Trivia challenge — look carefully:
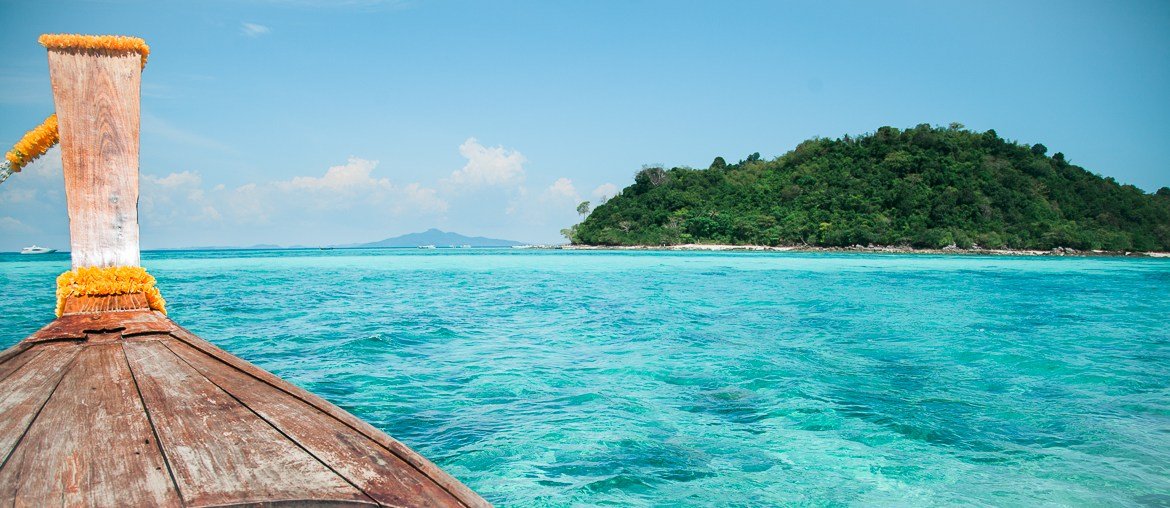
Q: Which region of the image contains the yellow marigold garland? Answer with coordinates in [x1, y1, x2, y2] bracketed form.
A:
[4, 114, 58, 173]
[55, 266, 167, 317]
[38, 33, 150, 69]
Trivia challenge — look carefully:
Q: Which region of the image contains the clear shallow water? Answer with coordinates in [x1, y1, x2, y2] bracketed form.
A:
[2, 249, 1168, 506]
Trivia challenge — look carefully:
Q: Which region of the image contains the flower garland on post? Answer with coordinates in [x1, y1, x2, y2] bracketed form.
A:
[36, 34, 150, 69]
[56, 267, 167, 317]
[0, 114, 58, 185]
[4, 34, 166, 317]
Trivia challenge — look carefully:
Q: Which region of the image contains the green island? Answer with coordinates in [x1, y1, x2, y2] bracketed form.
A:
[569, 123, 1170, 252]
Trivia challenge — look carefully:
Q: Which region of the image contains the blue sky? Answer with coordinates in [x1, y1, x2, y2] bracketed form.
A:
[1, 0, 1167, 249]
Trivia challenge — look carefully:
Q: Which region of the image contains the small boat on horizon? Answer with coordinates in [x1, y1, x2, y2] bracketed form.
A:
[418, 244, 436, 249]
[19, 245, 56, 254]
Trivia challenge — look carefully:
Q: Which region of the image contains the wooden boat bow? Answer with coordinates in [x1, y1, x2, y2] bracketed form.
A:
[2, 303, 488, 506]
[0, 35, 489, 507]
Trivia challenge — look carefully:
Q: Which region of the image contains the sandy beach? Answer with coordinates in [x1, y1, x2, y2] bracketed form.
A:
[556, 243, 1170, 257]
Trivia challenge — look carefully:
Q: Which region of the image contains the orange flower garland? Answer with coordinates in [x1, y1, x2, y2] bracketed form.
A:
[4, 114, 58, 173]
[55, 266, 167, 317]
[37, 33, 150, 69]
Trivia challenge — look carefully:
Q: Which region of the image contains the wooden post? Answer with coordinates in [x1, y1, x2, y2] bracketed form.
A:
[47, 48, 142, 269]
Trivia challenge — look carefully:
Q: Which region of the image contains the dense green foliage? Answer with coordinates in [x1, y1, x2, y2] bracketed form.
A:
[572, 124, 1170, 251]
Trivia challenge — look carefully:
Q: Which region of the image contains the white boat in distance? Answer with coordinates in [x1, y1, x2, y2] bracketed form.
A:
[417, 244, 436, 249]
[20, 245, 57, 254]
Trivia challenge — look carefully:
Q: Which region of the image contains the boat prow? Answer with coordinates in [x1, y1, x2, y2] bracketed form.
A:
[0, 301, 489, 507]
[0, 32, 488, 507]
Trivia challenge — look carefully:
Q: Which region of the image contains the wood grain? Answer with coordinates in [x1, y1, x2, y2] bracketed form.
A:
[25, 309, 175, 344]
[166, 338, 467, 507]
[0, 343, 181, 506]
[0, 345, 80, 465]
[62, 293, 150, 315]
[0, 311, 489, 505]
[0, 345, 38, 383]
[47, 48, 141, 269]
[167, 324, 491, 507]
[123, 339, 374, 507]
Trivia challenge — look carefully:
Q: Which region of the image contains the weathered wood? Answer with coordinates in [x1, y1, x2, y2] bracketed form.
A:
[167, 324, 490, 507]
[0, 343, 181, 506]
[0, 344, 38, 383]
[62, 293, 150, 315]
[0, 345, 80, 463]
[123, 339, 374, 507]
[0, 310, 488, 505]
[25, 309, 175, 344]
[47, 48, 141, 269]
[165, 338, 467, 507]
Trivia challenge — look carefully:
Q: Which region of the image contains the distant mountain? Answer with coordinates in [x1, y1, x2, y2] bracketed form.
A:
[346, 229, 524, 248]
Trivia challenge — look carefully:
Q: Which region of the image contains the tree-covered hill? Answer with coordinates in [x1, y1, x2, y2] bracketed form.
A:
[571, 124, 1170, 251]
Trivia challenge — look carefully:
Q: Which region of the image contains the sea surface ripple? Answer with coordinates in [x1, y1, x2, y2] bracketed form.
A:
[2, 249, 1168, 506]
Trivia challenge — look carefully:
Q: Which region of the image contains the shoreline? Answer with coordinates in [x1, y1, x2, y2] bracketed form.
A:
[554, 243, 1170, 258]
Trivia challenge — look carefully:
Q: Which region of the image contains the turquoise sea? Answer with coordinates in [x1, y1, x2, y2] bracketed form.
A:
[1, 249, 1168, 506]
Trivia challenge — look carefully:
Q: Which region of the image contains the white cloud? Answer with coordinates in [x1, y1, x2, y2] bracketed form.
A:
[503, 176, 581, 226]
[402, 182, 443, 209]
[274, 157, 447, 214]
[546, 177, 579, 201]
[225, 183, 269, 223]
[137, 157, 446, 236]
[445, 137, 527, 187]
[149, 171, 202, 188]
[241, 22, 272, 38]
[141, 171, 221, 226]
[282, 157, 386, 193]
[591, 183, 618, 201]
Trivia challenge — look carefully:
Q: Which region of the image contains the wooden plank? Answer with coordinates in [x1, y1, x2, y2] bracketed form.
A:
[47, 48, 141, 268]
[24, 318, 88, 343]
[167, 324, 490, 507]
[0, 343, 181, 506]
[123, 339, 374, 507]
[165, 338, 467, 507]
[25, 310, 175, 344]
[0, 345, 80, 465]
[0, 344, 39, 383]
